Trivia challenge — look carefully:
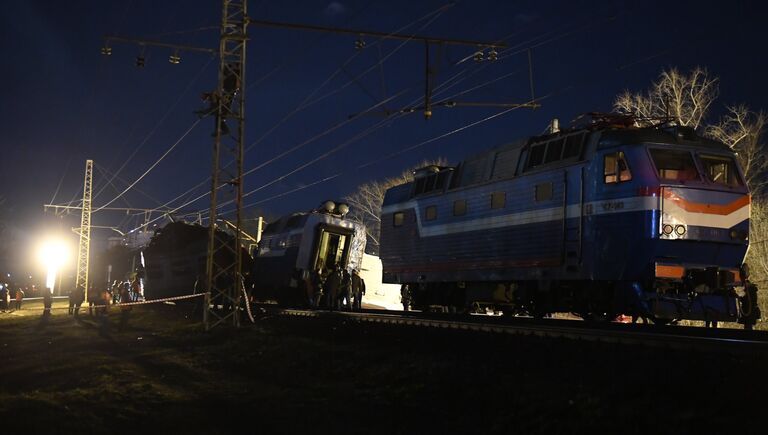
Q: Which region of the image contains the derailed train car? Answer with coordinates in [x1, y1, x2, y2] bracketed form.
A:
[380, 113, 759, 325]
[252, 200, 366, 305]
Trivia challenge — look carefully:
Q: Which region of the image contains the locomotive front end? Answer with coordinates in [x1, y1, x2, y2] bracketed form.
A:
[637, 138, 755, 324]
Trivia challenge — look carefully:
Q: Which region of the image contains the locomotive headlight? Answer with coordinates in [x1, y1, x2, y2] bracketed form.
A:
[675, 225, 686, 236]
[662, 224, 674, 235]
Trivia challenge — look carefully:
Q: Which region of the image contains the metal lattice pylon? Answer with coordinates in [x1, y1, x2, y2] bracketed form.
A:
[75, 159, 93, 300]
[205, 0, 247, 330]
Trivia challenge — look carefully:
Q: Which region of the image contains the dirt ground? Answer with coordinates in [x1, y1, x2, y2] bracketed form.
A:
[0, 299, 767, 434]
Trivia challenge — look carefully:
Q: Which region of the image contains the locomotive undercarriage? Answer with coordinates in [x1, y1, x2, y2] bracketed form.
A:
[405, 275, 758, 328]
[406, 280, 616, 320]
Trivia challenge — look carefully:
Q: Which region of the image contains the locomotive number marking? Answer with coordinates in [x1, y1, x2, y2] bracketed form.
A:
[600, 200, 625, 212]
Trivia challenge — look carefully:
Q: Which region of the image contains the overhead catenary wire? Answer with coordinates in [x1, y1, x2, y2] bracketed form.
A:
[218, 37, 679, 213]
[94, 117, 202, 213]
[94, 163, 168, 209]
[141, 4, 455, 222]
[125, 90, 414, 232]
[92, 56, 214, 202]
[49, 156, 73, 205]
[124, 1, 615, 229]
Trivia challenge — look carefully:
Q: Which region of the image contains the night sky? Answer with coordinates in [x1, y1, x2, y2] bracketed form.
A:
[1, 0, 767, 267]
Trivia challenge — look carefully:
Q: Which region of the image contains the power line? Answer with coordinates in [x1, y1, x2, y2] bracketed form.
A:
[94, 118, 202, 213]
[92, 57, 214, 201]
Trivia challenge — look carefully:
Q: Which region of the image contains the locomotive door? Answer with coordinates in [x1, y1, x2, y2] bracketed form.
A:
[562, 168, 583, 270]
[312, 224, 354, 272]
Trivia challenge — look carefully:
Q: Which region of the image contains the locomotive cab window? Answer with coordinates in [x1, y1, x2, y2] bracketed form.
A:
[393, 212, 404, 227]
[604, 151, 632, 183]
[699, 155, 744, 187]
[650, 149, 700, 182]
[526, 144, 546, 169]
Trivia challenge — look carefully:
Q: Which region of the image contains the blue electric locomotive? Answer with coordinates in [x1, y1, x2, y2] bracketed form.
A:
[379, 113, 756, 324]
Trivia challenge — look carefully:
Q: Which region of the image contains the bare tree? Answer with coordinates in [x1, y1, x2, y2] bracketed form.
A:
[345, 158, 447, 254]
[707, 105, 768, 192]
[614, 67, 719, 129]
[707, 106, 768, 297]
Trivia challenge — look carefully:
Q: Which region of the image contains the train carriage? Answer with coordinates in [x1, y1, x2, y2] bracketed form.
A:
[380, 113, 757, 324]
[252, 200, 366, 305]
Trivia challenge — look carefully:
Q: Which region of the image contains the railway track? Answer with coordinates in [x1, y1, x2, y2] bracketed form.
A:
[257, 305, 768, 353]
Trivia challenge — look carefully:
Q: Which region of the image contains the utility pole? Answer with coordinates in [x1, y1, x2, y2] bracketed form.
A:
[74, 160, 93, 301]
[205, 0, 248, 330]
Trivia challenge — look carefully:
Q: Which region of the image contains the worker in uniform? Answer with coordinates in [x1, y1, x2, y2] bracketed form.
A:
[400, 283, 411, 312]
[351, 269, 366, 311]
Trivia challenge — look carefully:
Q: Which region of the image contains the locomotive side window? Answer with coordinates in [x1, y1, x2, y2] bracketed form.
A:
[544, 139, 564, 164]
[453, 199, 467, 216]
[604, 151, 632, 183]
[650, 149, 700, 182]
[562, 133, 585, 159]
[491, 191, 506, 209]
[527, 144, 546, 169]
[393, 212, 404, 227]
[535, 183, 553, 202]
[699, 155, 744, 187]
[425, 205, 438, 221]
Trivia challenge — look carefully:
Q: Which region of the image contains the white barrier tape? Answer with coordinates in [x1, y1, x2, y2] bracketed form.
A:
[109, 293, 205, 308]
[240, 278, 255, 324]
[4, 296, 69, 302]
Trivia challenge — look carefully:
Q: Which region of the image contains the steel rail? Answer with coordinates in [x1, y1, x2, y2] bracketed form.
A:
[260, 306, 768, 354]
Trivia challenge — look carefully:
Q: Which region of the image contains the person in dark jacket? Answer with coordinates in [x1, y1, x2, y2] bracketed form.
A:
[118, 285, 133, 331]
[15, 287, 24, 310]
[310, 268, 324, 308]
[401, 284, 411, 312]
[42, 288, 53, 317]
[0, 284, 7, 311]
[351, 269, 366, 311]
[324, 265, 342, 311]
[340, 269, 352, 311]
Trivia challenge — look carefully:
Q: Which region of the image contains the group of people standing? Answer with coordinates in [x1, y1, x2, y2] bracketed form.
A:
[67, 278, 140, 317]
[308, 264, 366, 311]
[0, 284, 24, 312]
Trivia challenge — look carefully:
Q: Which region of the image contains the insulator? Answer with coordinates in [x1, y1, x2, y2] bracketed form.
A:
[135, 56, 145, 68]
[473, 51, 484, 62]
[168, 54, 181, 64]
[488, 49, 498, 61]
[354, 39, 366, 50]
[100, 46, 112, 56]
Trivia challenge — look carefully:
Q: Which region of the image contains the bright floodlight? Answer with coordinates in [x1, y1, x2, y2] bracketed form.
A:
[38, 239, 70, 293]
[39, 239, 69, 269]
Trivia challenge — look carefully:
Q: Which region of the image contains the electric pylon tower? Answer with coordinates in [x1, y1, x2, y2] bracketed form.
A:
[75, 159, 94, 300]
[204, 0, 248, 330]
